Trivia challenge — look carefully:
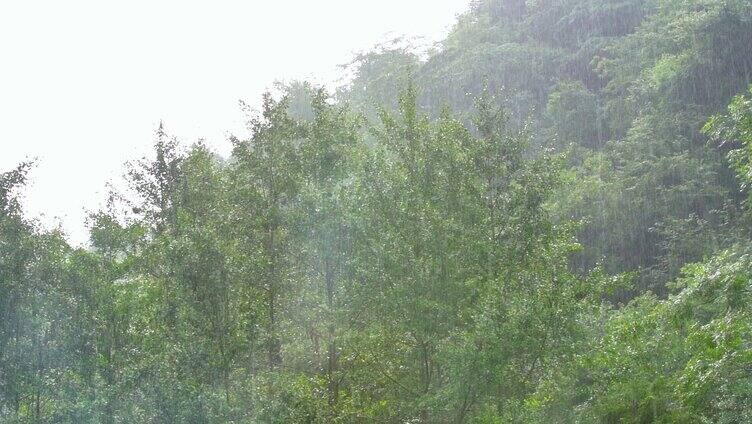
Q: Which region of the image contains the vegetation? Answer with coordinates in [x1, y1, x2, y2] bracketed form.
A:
[2, 0, 752, 422]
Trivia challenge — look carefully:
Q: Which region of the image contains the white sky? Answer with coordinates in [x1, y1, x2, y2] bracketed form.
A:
[0, 0, 470, 246]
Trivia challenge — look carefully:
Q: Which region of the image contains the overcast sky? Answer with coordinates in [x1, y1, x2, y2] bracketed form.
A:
[1, 0, 470, 245]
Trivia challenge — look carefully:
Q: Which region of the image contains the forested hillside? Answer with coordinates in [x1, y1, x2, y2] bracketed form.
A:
[2, 0, 752, 422]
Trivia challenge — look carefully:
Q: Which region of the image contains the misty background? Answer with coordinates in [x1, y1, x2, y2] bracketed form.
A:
[0, 0, 469, 245]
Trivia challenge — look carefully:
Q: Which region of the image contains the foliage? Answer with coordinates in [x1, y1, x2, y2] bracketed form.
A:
[3, 0, 752, 422]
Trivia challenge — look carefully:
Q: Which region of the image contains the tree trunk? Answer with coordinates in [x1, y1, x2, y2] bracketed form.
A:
[325, 258, 338, 412]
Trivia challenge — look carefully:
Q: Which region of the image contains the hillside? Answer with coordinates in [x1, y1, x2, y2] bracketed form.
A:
[2, 0, 752, 422]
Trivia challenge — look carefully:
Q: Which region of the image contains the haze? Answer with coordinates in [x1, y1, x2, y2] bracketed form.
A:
[0, 0, 469, 245]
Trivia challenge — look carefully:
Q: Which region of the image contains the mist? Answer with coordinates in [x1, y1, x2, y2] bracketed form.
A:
[2, 0, 752, 422]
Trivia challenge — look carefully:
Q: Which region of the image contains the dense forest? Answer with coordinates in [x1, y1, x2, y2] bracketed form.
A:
[3, 0, 752, 422]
